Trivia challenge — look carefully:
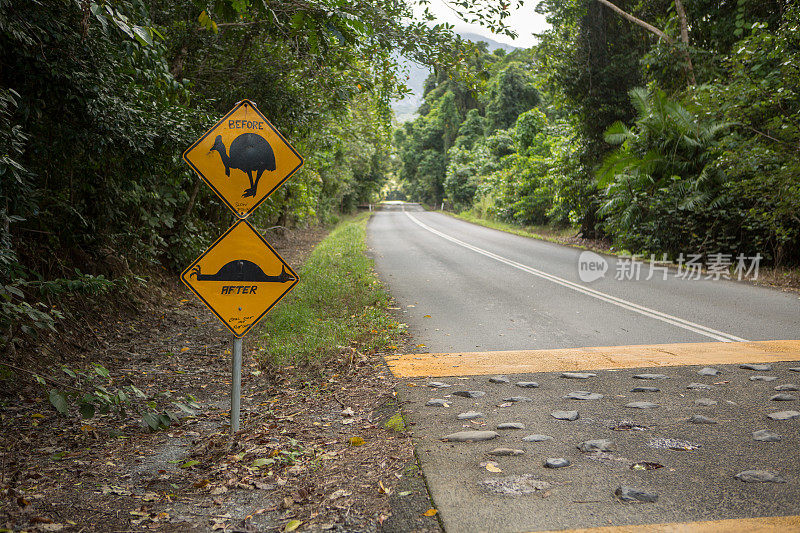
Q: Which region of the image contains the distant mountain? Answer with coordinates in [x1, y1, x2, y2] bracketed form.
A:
[392, 32, 521, 123]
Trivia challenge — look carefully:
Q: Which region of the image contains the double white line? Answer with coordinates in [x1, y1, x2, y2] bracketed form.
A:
[405, 211, 748, 343]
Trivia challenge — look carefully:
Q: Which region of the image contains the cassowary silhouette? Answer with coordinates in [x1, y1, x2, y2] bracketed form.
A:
[210, 133, 276, 198]
[190, 260, 295, 283]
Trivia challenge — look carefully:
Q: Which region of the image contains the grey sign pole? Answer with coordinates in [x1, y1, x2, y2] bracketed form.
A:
[231, 336, 243, 434]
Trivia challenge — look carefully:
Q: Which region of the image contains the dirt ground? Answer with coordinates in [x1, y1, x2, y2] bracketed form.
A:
[0, 226, 441, 533]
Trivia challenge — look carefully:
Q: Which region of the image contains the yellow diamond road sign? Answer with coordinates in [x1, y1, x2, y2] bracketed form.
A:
[183, 99, 303, 218]
[181, 219, 299, 338]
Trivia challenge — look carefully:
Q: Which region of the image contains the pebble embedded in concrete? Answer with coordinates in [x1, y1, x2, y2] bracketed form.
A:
[695, 398, 718, 406]
[426, 399, 450, 407]
[750, 376, 778, 382]
[626, 401, 659, 409]
[457, 411, 485, 420]
[452, 390, 486, 398]
[523, 434, 553, 442]
[689, 415, 717, 424]
[578, 439, 614, 452]
[734, 470, 786, 483]
[767, 410, 800, 420]
[477, 475, 551, 495]
[631, 387, 660, 392]
[687, 383, 713, 390]
[497, 422, 525, 430]
[488, 448, 525, 456]
[615, 486, 658, 502]
[489, 375, 510, 384]
[551, 410, 579, 421]
[561, 372, 596, 379]
[544, 458, 571, 468]
[741, 364, 772, 371]
[770, 393, 798, 401]
[427, 381, 451, 388]
[698, 367, 721, 376]
[775, 384, 800, 391]
[516, 381, 540, 388]
[633, 373, 668, 380]
[503, 396, 533, 403]
[753, 429, 781, 442]
[564, 391, 604, 400]
[443, 430, 499, 442]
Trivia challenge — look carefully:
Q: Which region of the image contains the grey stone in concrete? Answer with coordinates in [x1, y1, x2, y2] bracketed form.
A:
[561, 372, 596, 379]
[578, 439, 614, 452]
[735, 470, 786, 483]
[687, 383, 713, 390]
[457, 411, 485, 420]
[648, 438, 701, 450]
[477, 475, 551, 495]
[443, 430, 499, 442]
[633, 373, 668, 380]
[489, 375, 510, 384]
[551, 410, 579, 421]
[775, 384, 800, 391]
[753, 429, 781, 442]
[544, 458, 571, 468]
[689, 415, 717, 424]
[750, 376, 778, 382]
[741, 364, 772, 371]
[452, 390, 486, 398]
[426, 399, 450, 407]
[698, 367, 721, 376]
[522, 434, 553, 442]
[497, 422, 525, 430]
[503, 396, 533, 403]
[626, 401, 659, 409]
[790, 368, 800, 372]
[631, 386, 660, 392]
[770, 393, 798, 401]
[488, 448, 525, 456]
[695, 398, 718, 406]
[615, 486, 658, 503]
[427, 381, 451, 388]
[564, 391, 604, 400]
[515, 381, 540, 388]
[767, 410, 800, 420]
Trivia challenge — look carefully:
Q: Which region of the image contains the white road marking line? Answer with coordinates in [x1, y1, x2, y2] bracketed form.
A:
[404, 211, 748, 343]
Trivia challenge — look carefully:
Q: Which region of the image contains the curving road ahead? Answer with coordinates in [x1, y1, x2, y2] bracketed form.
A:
[367, 203, 799, 354]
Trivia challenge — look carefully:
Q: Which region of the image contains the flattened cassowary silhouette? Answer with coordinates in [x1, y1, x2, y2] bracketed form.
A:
[190, 260, 295, 283]
[210, 133, 276, 198]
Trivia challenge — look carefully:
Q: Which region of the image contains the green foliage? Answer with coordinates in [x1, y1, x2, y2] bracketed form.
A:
[484, 63, 540, 133]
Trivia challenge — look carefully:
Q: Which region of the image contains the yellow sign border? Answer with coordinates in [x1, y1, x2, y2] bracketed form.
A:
[182, 99, 304, 219]
[180, 219, 299, 338]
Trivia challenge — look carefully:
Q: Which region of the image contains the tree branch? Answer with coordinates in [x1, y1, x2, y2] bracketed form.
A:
[594, 0, 673, 44]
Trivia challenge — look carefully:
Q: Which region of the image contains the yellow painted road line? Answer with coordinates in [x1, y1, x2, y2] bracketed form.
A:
[538, 515, 800, 533]
[385, 340, 800, 378]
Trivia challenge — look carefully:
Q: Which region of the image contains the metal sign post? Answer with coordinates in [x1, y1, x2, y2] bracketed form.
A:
[181, 99, 302, 436]
[231, 337, 242, 433]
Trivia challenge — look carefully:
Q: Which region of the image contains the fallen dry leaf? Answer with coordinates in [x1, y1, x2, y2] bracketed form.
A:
[423, 508, 438, 517]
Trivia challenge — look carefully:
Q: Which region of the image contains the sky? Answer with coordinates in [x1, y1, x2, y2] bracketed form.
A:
[413, 0, 550, 49]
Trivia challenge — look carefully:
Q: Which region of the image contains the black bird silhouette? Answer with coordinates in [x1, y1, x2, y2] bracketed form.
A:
[190, 260, 295, 283]
[210, 133, 276, 198]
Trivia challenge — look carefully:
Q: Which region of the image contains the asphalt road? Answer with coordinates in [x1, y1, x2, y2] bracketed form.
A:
[367, 204, 799, 353]
[368, 203, 800, 533]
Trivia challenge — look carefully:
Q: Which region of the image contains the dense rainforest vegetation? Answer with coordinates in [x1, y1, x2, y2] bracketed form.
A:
[1, 0, 798, 357]
[395, 0, 799, 268]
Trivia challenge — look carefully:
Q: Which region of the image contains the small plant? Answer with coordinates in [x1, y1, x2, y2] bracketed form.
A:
[31, 363, 198, 431]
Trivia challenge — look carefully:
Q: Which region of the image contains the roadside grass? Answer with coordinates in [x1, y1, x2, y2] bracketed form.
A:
[256, 213, 405, 369]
